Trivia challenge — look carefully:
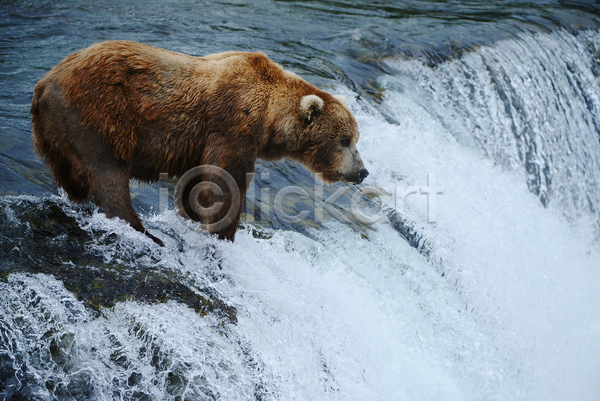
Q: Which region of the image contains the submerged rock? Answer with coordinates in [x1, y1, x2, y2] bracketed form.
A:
[0, 197, 236, 323]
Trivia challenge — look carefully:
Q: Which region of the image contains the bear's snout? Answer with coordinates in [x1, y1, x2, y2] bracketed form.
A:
[357, 168, 369, 184]
[339, 166, 369, 184]
[337, 147, 368, 184]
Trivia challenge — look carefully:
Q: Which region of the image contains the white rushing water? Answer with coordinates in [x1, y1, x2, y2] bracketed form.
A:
[2, 29, 600, 400]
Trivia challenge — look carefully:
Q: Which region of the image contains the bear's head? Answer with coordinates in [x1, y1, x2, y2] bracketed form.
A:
[297, 93, 368, 184]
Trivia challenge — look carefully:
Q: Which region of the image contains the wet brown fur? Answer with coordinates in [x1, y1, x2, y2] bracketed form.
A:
[31, 40, 362, 242]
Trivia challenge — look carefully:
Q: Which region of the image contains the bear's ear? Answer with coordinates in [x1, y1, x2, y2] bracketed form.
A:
[333, 94, 347, 107]
[300, 95, 324, 121]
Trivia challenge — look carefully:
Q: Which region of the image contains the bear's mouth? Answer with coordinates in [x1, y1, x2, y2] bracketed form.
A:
[338, 171, 356, 185]
[338, 169, 369, 185]
[337, 171, 348, 183]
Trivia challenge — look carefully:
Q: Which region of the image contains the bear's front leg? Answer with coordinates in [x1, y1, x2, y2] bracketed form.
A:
[176, 151, 254, 241]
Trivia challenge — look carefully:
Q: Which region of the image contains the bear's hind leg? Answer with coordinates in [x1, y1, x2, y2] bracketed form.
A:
[51, 152, 91, 201]
[32, 83, 162, 246]
[32, 112, 90, 201]
[88, 161, 164, 246]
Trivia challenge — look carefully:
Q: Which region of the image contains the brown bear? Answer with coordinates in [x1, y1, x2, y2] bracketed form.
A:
[31, 40, 368, 244]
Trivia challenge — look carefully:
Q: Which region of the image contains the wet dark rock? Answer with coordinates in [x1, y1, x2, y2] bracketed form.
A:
[0, 197, 236, 323]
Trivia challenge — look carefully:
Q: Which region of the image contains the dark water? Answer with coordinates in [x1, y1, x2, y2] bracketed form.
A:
[2, 0, 599, 221]
[1, 0, 599, 197]
[1, 1, 600, 400]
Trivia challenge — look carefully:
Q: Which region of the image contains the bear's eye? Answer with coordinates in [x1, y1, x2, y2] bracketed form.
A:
[340, 138, 351, 147]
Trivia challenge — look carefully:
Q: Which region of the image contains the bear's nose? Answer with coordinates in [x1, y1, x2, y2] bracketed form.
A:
[357, 169, 369, 184]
